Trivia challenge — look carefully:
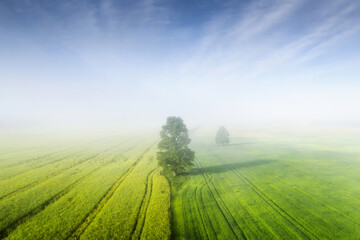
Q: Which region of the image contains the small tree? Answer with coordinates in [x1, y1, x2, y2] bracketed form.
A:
[215, 126, 230, 145]
[157, 116, 195, 176]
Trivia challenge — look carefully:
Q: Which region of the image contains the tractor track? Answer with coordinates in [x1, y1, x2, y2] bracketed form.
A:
[0, 140, 128, 181]
[0, 142, 132, 202]
[194, 183, 208, 239]
[265, 169, 360, 228]
[0, 148, 33, 157]
[1, 149, 89, 181]
[194, 159, 218, 239]
[0, 155, 119, 240]
[0, 142, 140, 239]
[0, 152, 102, 202]
[181, 193, 191, 240]
[130, 168, 157, 240]
[194, 178, 216, 240]
[215, 154, 319, 240]
[196, 160, 247, 240]
[66, 145, 154, 240]
[1, 138, 128, 169]
[2, 152, 63, 169]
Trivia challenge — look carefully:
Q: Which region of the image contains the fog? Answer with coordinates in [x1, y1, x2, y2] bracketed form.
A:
[1, 0, 360, 134]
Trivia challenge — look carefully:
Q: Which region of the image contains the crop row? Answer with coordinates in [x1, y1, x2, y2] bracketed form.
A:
[0, 140, 133, 201]
[2, 139, 171, 240]
[68, 146, 154, 239]
[0, 138, 141, 199]
[216, 144, 360, 239]
[0, 141, 144, 238]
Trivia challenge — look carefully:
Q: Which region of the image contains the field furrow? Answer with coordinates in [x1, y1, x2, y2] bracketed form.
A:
[197, 160, 247, 240]
[139, 170, 171, 240]
[0, 141, 135, 200]
[214, 154, 316, 239]
[0, 142, 143, 237]
[67, 146, 153, 239]
[130, 168, 156, 240]
[0, 152, 100, 201]
[3, 132, 360, 240]
[264, 168, 360, 227]
[0, 139, 123, 181]
[194, 180, 214, 240]
[0, 160, 107, 239]
[3, 142, 152, 240]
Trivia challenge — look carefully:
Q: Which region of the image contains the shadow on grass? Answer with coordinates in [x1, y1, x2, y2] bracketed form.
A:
[186, 159, 274, 176]
[215, 142, 255, 147]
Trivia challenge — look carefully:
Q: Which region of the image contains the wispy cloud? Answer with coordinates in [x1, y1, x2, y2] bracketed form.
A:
[1, 0, 360, 127]
[178, 0, 360, 84]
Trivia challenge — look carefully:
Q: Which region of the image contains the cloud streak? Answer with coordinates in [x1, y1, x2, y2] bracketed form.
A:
[1, 0, 360, 129]
[178, 0, 360, 84]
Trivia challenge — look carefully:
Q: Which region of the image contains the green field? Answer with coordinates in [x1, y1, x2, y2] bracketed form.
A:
[1, 130, 360, 239]
[0, 135, 171, 240]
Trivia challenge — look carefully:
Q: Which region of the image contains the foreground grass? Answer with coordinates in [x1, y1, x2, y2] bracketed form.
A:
[2, 131, 360, 239]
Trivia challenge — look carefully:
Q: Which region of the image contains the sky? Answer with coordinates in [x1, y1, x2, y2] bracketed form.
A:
[1, 0, 360, 131]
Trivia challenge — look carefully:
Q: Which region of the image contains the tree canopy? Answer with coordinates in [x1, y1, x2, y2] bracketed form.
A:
[215, 126, 230, 145]
[157, 117, 195, 176]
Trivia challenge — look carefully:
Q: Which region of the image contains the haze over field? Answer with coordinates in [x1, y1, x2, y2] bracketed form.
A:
[1, 0, 360, 132]
[2, 2, 360, 239]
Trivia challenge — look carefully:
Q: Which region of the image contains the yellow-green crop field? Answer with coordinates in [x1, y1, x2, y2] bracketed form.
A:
[1, 130, 360, 239]
[0, 135, 171, 240]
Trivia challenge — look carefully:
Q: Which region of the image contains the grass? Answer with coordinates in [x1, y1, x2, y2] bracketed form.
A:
[0, 136, 171, 240]
[1, 130, 360, 239]
[170, 133, 360, 239]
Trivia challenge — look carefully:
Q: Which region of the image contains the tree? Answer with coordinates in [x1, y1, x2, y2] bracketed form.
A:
[215, 126, 230, 145]
[157, 116, 195, 176]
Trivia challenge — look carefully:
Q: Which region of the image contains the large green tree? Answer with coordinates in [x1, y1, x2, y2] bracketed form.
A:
[157, 117, 195, 176]
[215, 126, 230, 145]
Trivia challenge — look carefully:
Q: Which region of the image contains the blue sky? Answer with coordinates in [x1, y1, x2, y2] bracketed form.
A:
[1, 0, 360, 130]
